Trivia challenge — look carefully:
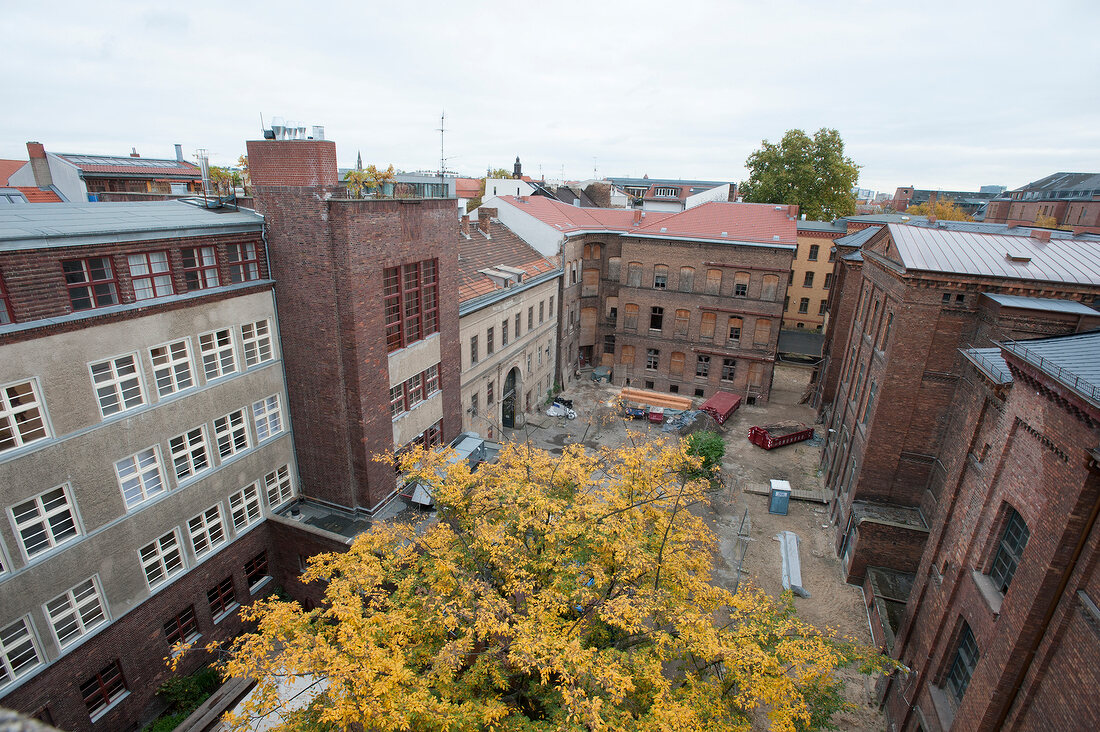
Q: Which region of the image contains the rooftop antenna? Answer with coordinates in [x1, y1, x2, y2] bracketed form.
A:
[593, 157, 597, 179]
[437, 110, 446, 194]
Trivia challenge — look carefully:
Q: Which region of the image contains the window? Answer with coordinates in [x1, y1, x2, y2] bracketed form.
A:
[653, 265, 668, 289]
[649, 306, 664, 331]
[470, 335, 478, 365]
[721, 359, 736, 382]
[748, 362, 765, 390]
[784, 296, 790, 311]
[654, 186, 677, 197]
[252, 395, 283, 442]
[169, 426, 210, 482]
[627, 262, 642, 287]
[502, 319, 509, 346]
[646, 349, 660, 370]
[487, 380, 495, 404]
[861, 381, 877, 424]
[90, 354, 144, 417]
[549, 295, 554, 314]
[515, 313, 521, 338]
[819, 299, 828, 315]
[945, 623, 979, 703]
[116, 448, 166, 508]
[619, 345, 635, 366]
[669, 352, 685, 378]
[700, 312, 716, 340]
[990, 508, 1029, 593]
[163, 606, 198, 648]
[829, 248, 836, 262]
[383, 260, 439, 352]
[808, 244, 819, 261]
[227, 243, 260, 283]
[188, 504, 227, 559]
[603, 334, 616, 354]
[241, 320, 273, 366]
[11, 486, 79, 559]
[0, 617, 41, 689]
[733, 271, 749, 297]
[214, 409, 250, 459]
[198, 329, 237, 381]
[181, 247, 219, 291]
[81, 660, 127, 718]
[678, 267, 695, 292]
[140, 530, 185, 589]
[486, 326, 494, 354]
[753, 318, 772, 348]
[528, 307, 533, 330]
[390, 365, 442, 420]
[799, 297, 810, 314]
[264, 465, 295, 507]
[149, 340, 194, 396]
[668, 309, 688, 337]
[539, 300, 545, 323]
[728, 318, 743, 345]
[824, 272, 833, 289]
[127, 252, 173, 300]
[245, 551, 269, 589]
[879, 313, 893, 350]
[46, 577, 107, 648]
[206, 577, 236, 618]
[696, 355, 710, 378]
[761, 274, 779, 301]
[803, 271, 814, 287]
[705, 269, 722, 295]
[1, 380, 50, 452]
[63, 257, 118, 310]
[229, 484, 262, 531]
[424, 364, 439, 395]
[0, 274, 12, 324]
[623, 303, 638, 331]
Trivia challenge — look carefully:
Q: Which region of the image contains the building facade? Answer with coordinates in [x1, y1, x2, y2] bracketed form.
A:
[0, 202, 296, 730]
[783, 220, 846, 331]
[983, 172, 1100, 235]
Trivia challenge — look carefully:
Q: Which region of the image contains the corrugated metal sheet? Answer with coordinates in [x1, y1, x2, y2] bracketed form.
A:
[888, 224, 1100, 285]
[1001, 331, 1100, 406]
[961, 347, 1012, 384]
[983, 293, 1100, 315]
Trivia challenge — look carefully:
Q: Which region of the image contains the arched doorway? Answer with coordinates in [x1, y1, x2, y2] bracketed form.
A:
[502, 367, 520, 428]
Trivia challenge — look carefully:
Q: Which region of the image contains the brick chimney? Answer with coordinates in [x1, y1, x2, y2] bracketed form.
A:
[479, 207, 497, 234]
[246, 139, 339, 188]
[26, 141, 52, 188]
[632, 209, 642, 226]
[460, 214, 470, 236]
[130, 147, 140, 158]
[1033, 229, 1052, 243]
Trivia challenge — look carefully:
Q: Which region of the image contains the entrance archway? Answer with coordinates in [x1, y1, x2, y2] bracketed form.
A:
[502, 367, 520, 428]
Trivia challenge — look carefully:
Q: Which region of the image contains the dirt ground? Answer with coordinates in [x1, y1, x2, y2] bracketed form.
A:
[509, 365, 884, 731]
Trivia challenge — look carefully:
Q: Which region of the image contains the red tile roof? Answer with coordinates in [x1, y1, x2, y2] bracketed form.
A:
[55, 154, 201, 179]
[10, 187, 63, 203]
[0, 159, 25, 185]
[457, 220, 559, 302]
[497, 195, 675, 234]
[455, 177, 482, 198]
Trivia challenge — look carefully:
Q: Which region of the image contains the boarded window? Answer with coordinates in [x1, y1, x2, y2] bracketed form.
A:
[623, 303, 638, 331]
[761, 274, 779, 301]
[583, 244, 591, 258]
[753, 318, 772, 347]
[679, 267, 695, 292]
[705, 269, 722, 295]
[669, 352, 685, 378]
[582, 268, 599, 297]
[627, 262, 642, 287]
[748, 362, 765, 388]
[591, 243, 601, 258]
[700, 312, 716, 339]
[674, 309, 690, 337]
[734, 271, 749, 297]
[619, 345, 635, 365]
[608, 257, 621, 281]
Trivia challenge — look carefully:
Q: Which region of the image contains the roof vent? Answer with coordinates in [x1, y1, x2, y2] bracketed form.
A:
[773, 234, 780, 240]
[721, 231, 728, 236]
[660, 227, 668, 232]
[774, 205, 783, 210]
[1005, 249, 1032, 263]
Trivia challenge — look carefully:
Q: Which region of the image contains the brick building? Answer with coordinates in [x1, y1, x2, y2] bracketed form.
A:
[983, 172, 1100, 235]
[457, 215, 560, 436]
[0, 202, 297, 730]
[879, 331, 1100, 731]
[246, 137, 462, 513]
[482, 196, 798, 404]
[816, 224, 1100, 587]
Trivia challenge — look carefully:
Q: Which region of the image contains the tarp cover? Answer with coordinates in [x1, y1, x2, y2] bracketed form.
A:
[700, 391, 742, 425]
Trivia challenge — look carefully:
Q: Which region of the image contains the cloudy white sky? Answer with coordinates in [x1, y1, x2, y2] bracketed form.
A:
[4, 1, 1098, 194]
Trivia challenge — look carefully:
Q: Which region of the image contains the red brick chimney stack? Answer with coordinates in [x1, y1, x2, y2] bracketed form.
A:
[130, 147, 140, 158]
[478, 207, 497, 234]
[25, 141, 52, 188]
[246, 139, 339, 188]
[1033, 229, 1052, 243]
[460, 214, 471, 236]
[633, 209, 642, 225]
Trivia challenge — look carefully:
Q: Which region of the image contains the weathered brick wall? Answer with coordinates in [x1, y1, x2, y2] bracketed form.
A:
[847, 520, 930, 585]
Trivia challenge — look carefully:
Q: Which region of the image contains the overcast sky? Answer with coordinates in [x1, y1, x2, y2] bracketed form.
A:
[4, 1, 1098, 194]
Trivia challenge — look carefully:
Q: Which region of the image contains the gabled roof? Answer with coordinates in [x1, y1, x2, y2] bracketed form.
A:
[1014, 172, 1100, 193]
[873, 224, 1100, 285]
[0, 160, 24, 185]
[0, 187, 64, 203]
[632, 201, 797, 247]
[55, 153, 201, 179]
[457, 220, 559, 303]
[497, 195, 675, 234]
[981, 293, 1099, 316]
[834, 226, 880, 249]
[455, 177, 482, 198]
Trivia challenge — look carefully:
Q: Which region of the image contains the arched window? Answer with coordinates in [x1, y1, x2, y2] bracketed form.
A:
[705, 269, 723, 295]
[727, 317, 743, 345]
[990, 507, 1029, 593]
[733, 271, 750, 297]
[674, 309, 690, 337]
[700, 312, 716, 340]
[623, 303, 638, 331]
[753, 318, 772, 347]
[591, 243, 601, 259]
[627, 262, 642, 287]
[761, 274, 779, 301]
[653, 265, 668, 289]
[607, 257, 621, 281]
[582, 244, 591, 259]
[679, 266, 695, 292]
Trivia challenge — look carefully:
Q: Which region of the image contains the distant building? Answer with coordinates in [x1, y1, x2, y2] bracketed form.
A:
[785, 220, 847, 331]
[456, 215, 561, 436]
[984, 172, 1100, 234]
[605, 177, 735, 213]
[889, 186, 1003, 216]
[8, 142, 203, 202]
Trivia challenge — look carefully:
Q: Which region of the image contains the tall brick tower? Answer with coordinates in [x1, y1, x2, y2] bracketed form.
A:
[247, 137, 461, 512]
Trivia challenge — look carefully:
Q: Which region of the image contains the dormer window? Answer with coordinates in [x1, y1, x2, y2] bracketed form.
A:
[654, 187, 677, 197]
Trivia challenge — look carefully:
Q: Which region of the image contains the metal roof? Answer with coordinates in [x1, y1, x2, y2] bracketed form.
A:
[885, 224, 1100, 285]
[1000, 330, 1100, 406]
[961, 347, 1012, 384]
[0, 201, 263, 251]
[982, 293, 1100, 316]
[796, 220, 846, 233]
[835, 226, 880, 248]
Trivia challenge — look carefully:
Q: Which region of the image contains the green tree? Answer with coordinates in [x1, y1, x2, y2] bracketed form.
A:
[203, 440, 892, 732]
[685, 431, 725, 479]
[488, 167, 512, 179]
[366, 164, 397, 196]
[236, 155, 251, 195]
[740, 129, 860, 221]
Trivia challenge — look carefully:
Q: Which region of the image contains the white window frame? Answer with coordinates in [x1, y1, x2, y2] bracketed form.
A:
[188, 504, 227, 560]
[229, 484, 262, 532]
[0, 379, 51, 453]
[89, 353, 145, 418]
[45, 576, 108, 649]
[241, 319, 274, 367]
[0, 616, 42, 690]
[168, 426, 210, 484]
[127, 251, 174, 300]
[252, 395, 283, 442]
[149, 339, 194, 397]
[198, 328, 238, 381]
[139, 529, 185, 590]
[181, 246, 219, 291]
[10, 485, 81, 561]
[115, 446, 166, 509]
[214, 409, 250, 459]
[264, 464, 295, 508]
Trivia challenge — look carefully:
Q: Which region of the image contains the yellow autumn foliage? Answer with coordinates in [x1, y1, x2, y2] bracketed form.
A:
[211, 439, 891, 731]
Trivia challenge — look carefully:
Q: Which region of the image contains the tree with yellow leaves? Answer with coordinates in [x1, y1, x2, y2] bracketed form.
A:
[205, 439, 891, 731]
[905, 197, 971, 221]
